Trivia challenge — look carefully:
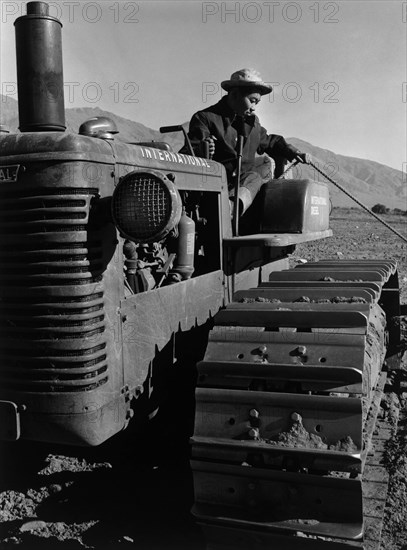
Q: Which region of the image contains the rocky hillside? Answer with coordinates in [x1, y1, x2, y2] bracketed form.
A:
[0, 94, 183, 149]
[1, 94, 405, 209]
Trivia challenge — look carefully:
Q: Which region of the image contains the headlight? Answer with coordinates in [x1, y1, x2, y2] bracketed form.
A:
[112, 170, 182, 243]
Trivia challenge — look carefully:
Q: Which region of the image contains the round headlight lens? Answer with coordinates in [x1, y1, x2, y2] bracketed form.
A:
[112, 170, 182, 243]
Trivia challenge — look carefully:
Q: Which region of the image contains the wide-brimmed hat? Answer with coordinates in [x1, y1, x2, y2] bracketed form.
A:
[221, 68, 272, 95]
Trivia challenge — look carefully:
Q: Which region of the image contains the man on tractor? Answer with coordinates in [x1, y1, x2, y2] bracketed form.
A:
[182, 68, 310, 215]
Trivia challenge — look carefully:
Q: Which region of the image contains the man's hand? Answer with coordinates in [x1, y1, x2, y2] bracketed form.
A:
[296, 152, 311, 164]
[203, 135, 217, 159]
[286, 144, 311, 165]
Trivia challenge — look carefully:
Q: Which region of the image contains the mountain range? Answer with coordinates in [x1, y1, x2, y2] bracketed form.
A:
[1, 94, 405, 209]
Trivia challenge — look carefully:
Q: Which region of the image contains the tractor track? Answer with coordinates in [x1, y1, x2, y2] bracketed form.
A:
[190, 260, 402, 550]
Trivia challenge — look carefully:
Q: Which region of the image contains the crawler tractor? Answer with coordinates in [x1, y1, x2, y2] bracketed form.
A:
[0, 3, 401, 549]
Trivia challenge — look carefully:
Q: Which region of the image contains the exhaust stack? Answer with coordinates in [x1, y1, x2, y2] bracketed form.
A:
[14, 1, 66, 132]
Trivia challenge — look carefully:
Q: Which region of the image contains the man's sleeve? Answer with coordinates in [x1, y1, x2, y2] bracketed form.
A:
[257, 126, 299, 161]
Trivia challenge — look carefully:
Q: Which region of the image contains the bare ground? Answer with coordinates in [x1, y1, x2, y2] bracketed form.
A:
[0, 207, 406, 550]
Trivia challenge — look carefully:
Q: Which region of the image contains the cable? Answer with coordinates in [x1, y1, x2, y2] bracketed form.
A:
[308, 160, 407, 244]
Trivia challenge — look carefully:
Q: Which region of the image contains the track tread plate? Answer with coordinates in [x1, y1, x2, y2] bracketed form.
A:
[192, 461, 363, 540]
[215, 306, 369, 331]
[197, 361, 363, 394]
[206, 329, 366, 371]
[294, 265, 389, 278]
[233, 287, 376, 303]
[295, 260, 396, 275]
[191, 436, 361, 474]
[200, 522, 364, 550]
[260, 281, 383, 292]
[268, 270, 386, 283]
[194, 387, 362, 448]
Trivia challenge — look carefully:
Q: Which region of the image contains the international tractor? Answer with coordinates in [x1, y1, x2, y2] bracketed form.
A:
[0, 3, 401, 549]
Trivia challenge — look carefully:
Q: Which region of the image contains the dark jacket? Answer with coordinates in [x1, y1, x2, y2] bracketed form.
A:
[182, 96, 299, 181]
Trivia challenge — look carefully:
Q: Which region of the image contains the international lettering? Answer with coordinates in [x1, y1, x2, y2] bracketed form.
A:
[139, 146, 211, 168]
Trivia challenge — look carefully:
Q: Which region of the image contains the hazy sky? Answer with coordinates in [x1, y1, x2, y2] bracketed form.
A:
[1, 0, 406, 172]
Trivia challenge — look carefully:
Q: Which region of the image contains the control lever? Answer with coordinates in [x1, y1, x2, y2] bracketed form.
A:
[160, 125, 195, 157]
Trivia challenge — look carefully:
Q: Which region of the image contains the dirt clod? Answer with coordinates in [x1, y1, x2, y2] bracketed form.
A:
[267, 421, 328, 450]
[19, 520, 47, 533]
[329, 436, 358, 453]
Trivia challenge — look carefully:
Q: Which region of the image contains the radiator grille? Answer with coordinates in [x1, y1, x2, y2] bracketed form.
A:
[0, 187, 110, 393]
